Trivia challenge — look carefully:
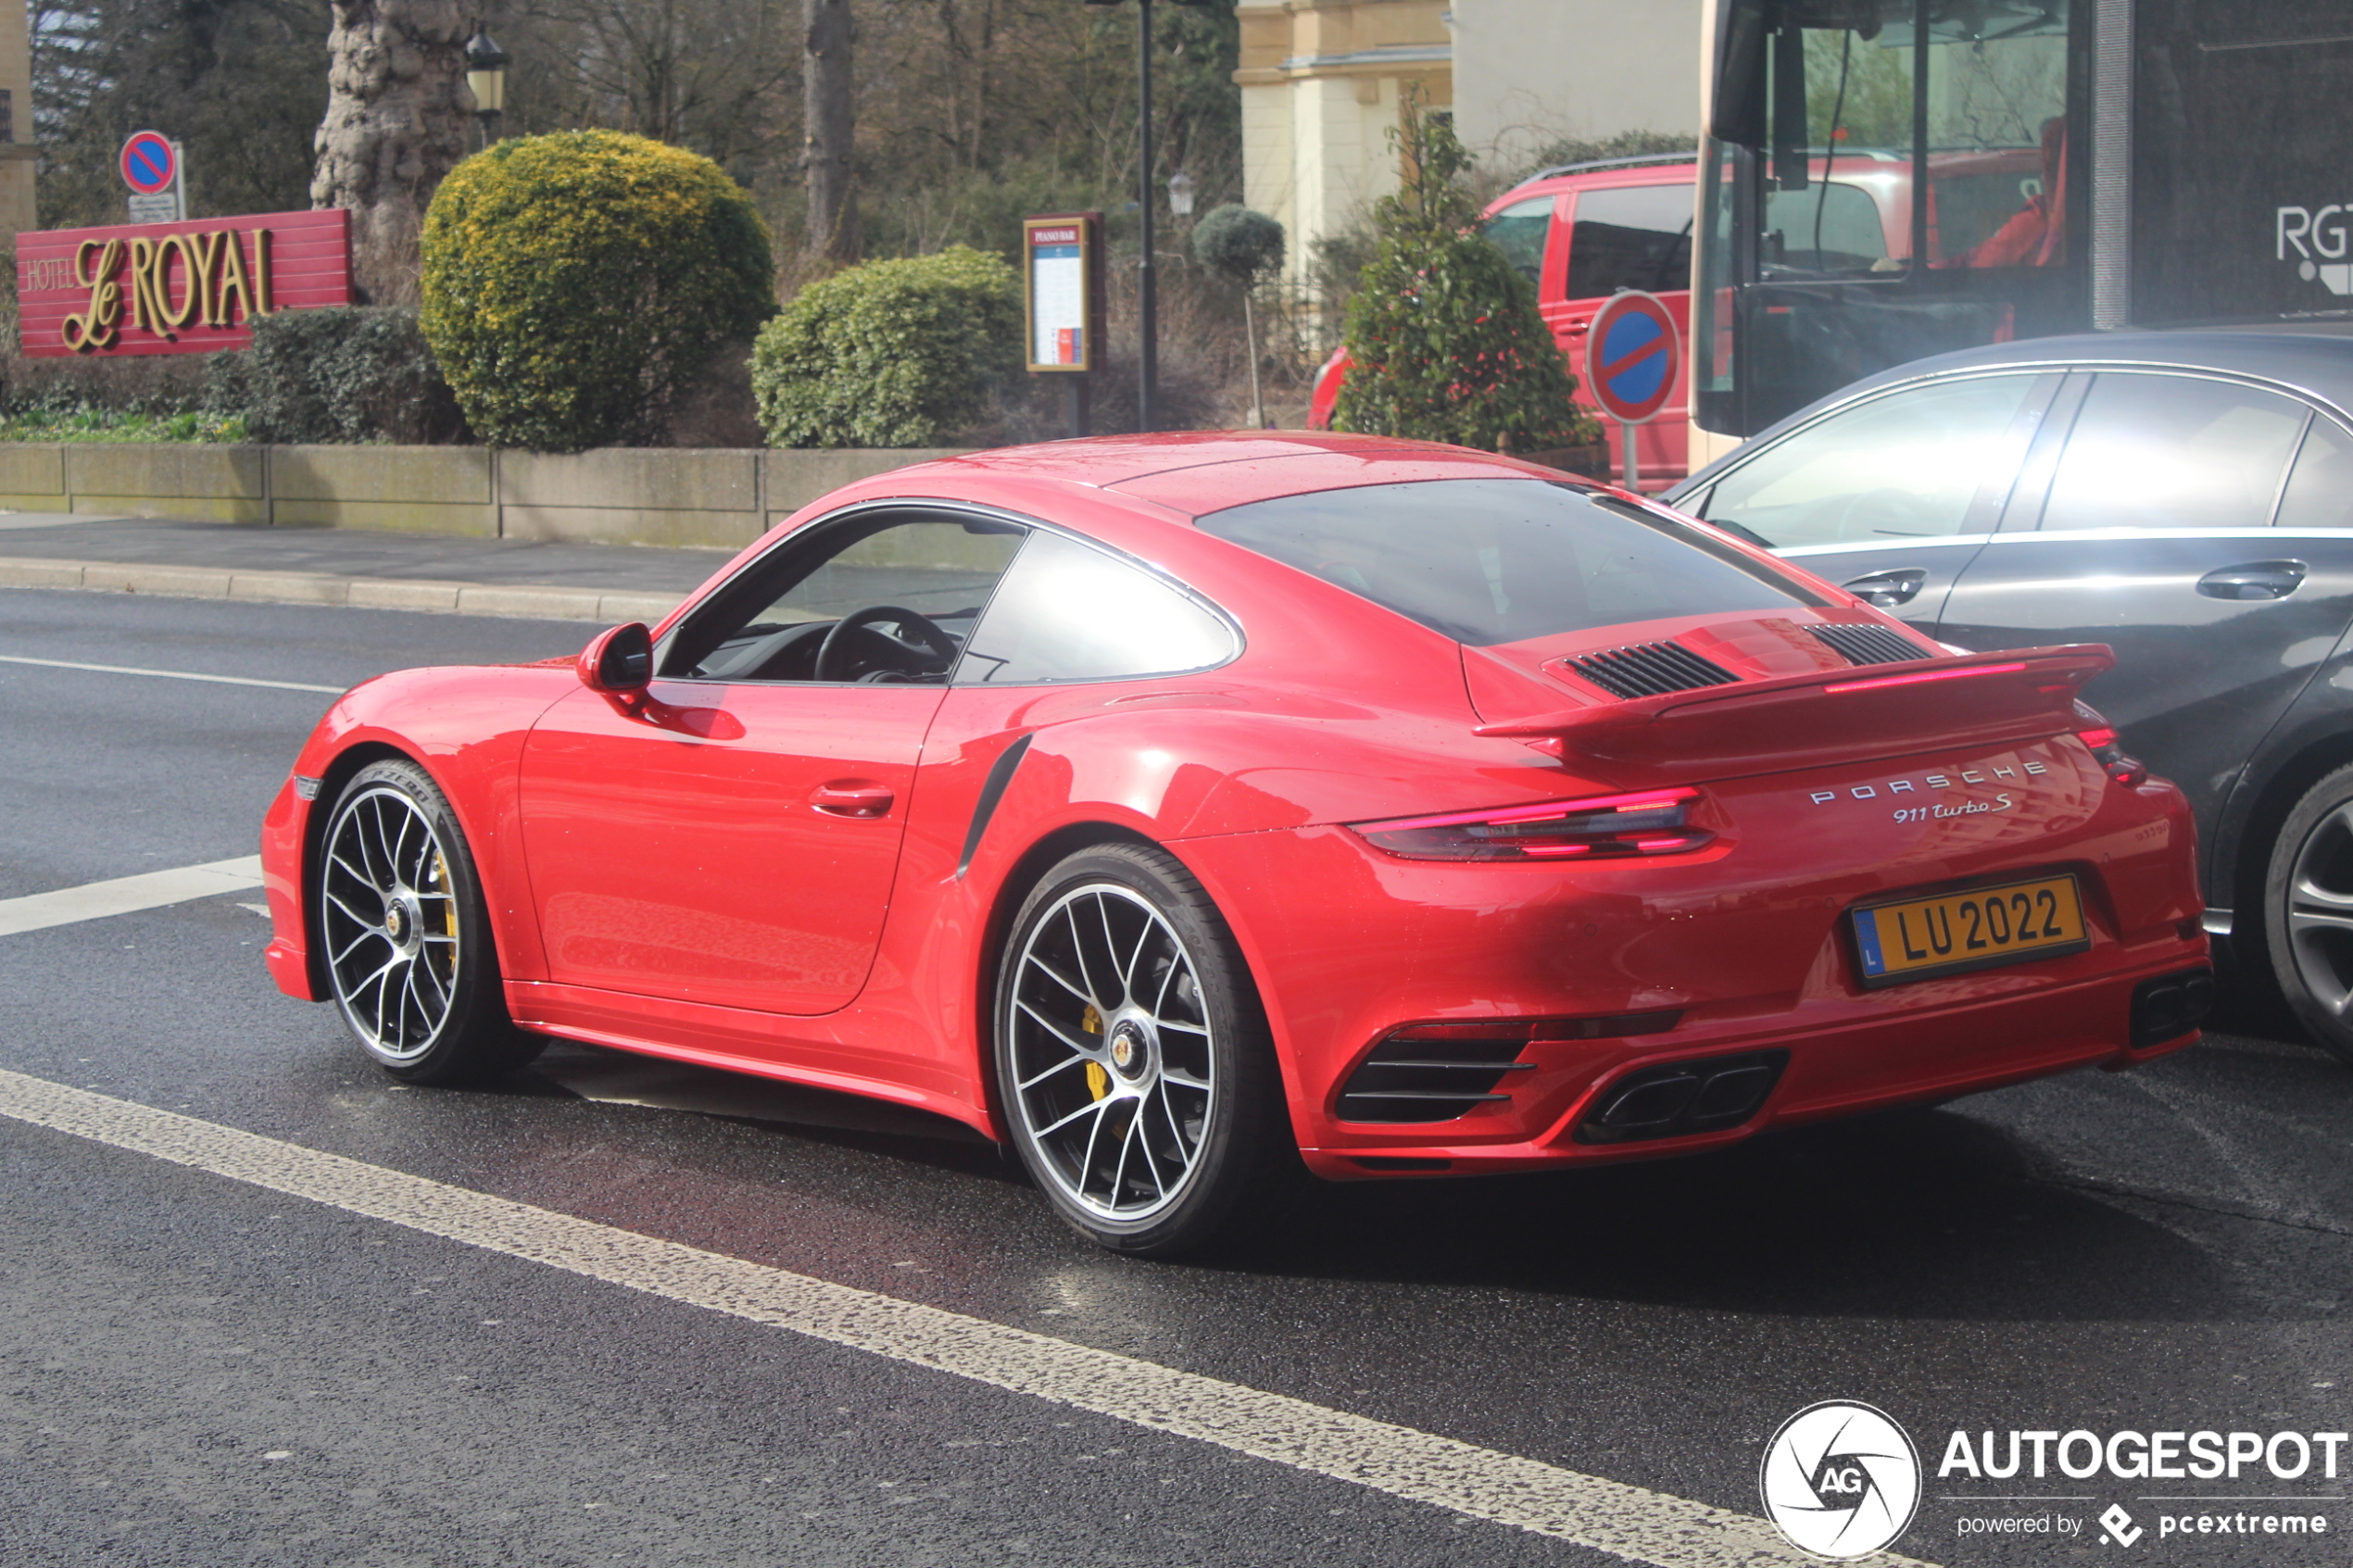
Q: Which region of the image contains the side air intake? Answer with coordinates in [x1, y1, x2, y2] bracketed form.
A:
[1571, 642, 1739, 699]
[1337, 1033, 1533, 1123]
[1811, 623, 1931, 667]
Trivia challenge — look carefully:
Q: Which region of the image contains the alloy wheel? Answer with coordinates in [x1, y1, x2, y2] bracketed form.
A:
[321, 784, 462, 1062]
[1004, 882, 1217, 1223]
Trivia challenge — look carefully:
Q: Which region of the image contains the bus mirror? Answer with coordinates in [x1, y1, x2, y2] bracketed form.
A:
[1709, 0, 1768, 145]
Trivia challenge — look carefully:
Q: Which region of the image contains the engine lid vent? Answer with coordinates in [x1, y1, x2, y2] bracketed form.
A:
[1810, 623, 1930, 667]
[1570, 642, 1739, 700]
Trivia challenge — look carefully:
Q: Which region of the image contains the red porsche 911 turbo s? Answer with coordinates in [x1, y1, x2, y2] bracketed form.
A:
[260, 433, 2211, 1254]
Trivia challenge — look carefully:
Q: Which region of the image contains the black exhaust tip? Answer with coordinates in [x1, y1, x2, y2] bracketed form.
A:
[1574, 1050, 1789, 1145]
[2130, 966, 2215, 1048]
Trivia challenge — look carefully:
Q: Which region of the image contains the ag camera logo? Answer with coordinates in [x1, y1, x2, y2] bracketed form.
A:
[1760, 1400, 1922, 1559]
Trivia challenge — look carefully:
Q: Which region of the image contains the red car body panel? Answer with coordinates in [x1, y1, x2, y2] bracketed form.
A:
[263, 433, 2206, 1171]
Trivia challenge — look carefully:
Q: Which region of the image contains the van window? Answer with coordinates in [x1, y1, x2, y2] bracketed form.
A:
[1567, 183, 1695, 300]
[1482, 196, 1553, 289]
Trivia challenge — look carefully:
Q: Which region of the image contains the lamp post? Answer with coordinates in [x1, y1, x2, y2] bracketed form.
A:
[1084, 0, 1204, 433]
[464, 25, 509, 147]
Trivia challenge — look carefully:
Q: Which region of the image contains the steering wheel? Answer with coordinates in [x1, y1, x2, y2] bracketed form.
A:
[813, 604, 961, 684]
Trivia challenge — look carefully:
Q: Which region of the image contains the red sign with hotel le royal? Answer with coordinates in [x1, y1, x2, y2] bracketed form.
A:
[17, 207, 353, 358]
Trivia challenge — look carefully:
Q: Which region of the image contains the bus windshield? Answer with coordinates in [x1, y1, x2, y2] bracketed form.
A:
[1696, 1, 2082, 436]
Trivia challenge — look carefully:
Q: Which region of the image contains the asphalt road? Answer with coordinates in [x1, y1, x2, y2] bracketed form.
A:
[3, 586, 2349, 1568]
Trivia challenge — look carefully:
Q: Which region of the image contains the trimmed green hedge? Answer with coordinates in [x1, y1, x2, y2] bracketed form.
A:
[421, 131, 774, 452]
[752, 246, 1021, 448]
[220, 307, 467, 445]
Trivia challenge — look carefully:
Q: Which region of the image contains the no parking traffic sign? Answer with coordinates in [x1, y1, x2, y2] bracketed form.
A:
[1583, 289, 1680, 490]
[120, 132, 176, 196]
[1584, 290, 1680, 426]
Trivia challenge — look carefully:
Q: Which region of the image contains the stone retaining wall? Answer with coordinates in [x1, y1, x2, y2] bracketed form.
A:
[0, 444, 974, 547]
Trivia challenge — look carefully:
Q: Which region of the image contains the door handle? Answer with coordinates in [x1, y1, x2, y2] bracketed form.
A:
[2196, 559, 2308, 601]
[1839, 568, 1928, 608]
[1564, 320, 1591, 336]
[810, 781, 894, 819]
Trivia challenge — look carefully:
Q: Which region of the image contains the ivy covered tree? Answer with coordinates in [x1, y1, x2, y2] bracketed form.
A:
[1333, 92, 1597, 453]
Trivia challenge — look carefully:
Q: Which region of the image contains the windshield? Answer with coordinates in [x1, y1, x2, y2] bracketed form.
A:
[1196, 479, 1826, 647]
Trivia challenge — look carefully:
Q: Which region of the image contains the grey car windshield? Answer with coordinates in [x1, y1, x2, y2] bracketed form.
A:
[1196, 479, 1824, 646]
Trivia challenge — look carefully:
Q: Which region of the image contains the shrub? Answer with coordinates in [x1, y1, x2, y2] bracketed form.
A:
[1333, 94, 1598, 454]
[1191, 205, 1285, 285]
[229, 307, 468, 445]
[751, 246, 1021, 448]
[420, 131, 775, 452]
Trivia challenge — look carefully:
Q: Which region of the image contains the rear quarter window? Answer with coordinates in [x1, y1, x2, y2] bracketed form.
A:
[1196, 478, 1825, 647]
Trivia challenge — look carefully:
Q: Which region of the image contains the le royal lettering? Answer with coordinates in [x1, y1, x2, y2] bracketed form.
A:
[55, 227, 276, 353]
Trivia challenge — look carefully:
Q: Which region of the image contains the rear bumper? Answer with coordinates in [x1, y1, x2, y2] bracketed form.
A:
[1175, 765, 2205, 1180]
[1290, 947, 2206, 1180]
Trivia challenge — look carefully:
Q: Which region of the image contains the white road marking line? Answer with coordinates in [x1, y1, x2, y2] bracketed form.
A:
[0, 1073, 1931, 1568]
[0, 653, 344, 693]
[0, 857, 266, 937]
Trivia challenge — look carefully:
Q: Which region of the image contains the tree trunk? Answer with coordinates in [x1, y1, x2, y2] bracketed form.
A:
[311, 0, 477, 305]
[801, 0, 859, 261]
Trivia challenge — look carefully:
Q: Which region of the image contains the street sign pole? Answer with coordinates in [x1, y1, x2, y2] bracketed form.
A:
[1583, 290, 1681, 495]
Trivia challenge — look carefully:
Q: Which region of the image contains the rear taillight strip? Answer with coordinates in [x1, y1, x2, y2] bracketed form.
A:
[1349, 787, 1712, 863]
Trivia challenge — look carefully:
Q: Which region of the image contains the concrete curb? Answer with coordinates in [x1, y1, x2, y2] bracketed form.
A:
[0, 556, 686, 625]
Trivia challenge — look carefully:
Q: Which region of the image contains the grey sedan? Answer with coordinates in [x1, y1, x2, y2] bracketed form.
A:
[1667, 331, 2353, 1062]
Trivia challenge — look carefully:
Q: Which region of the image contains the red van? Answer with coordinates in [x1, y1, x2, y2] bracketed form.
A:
[1310, 153, 1701, 481]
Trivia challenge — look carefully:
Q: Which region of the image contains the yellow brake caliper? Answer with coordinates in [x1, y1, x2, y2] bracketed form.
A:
[434, 851, 458, 966]
[1082, 1005, 1107, 1099]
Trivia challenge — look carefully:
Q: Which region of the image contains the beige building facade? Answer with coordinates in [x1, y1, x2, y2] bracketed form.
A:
[0, 0, 35, 240]
[1237, 0, 1700, 286]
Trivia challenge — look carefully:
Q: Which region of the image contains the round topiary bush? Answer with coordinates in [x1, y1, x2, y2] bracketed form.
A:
[751, 246, 1021, 448]
[420, 131, 774, 452]
[1191, 205, 1285, 285]
[1334, 96, 1596, 454]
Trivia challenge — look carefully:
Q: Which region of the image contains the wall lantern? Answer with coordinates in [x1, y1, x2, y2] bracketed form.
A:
[465, 26, 510, 144]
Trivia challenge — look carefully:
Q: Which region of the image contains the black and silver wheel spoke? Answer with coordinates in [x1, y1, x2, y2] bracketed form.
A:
[1008, 882, 1217, 1224]
[324, 785, 462, 1064]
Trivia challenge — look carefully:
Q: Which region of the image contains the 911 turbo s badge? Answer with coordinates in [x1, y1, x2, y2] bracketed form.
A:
[1809, 759, 2048, 808]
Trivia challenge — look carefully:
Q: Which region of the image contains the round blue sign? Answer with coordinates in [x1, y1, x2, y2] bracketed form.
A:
[120, 132, 176, 196]
[1584, 292, 1680, 425]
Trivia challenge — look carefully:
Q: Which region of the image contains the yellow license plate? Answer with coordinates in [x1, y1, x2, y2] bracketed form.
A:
[1851, 874, 2089, 988]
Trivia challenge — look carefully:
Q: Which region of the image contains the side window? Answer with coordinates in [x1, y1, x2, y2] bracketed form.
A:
[661, 514, 1025, 684]
[2277, 416, 2353, 530]
[1481, 196, 1554, 291]
[1566, 183, 1695, 300]
[1700, 374, 2041, 548]
[954, 532, 1234, 684]
[2036, 374, 2309, 532]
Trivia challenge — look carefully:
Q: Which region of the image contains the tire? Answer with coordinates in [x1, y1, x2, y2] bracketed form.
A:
[2264, 761, 2353, 1066]
[992, 844, 1290, 1256]
[317, 759, 542, 1085]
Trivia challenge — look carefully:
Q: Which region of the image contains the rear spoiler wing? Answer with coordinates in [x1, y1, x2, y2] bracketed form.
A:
[1475, 646, 2115, 784]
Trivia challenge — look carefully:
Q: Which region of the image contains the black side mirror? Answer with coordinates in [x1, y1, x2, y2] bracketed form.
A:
[578, 622, 653, 703]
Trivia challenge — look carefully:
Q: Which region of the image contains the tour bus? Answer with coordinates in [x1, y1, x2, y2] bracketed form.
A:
[1690, 0, 2353, 467]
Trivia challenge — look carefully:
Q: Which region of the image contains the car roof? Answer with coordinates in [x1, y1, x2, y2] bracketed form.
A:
[841, 431, 1589, 518]
[1674, 329, 2353, 495]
